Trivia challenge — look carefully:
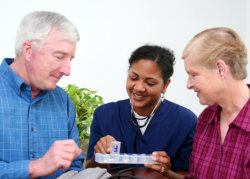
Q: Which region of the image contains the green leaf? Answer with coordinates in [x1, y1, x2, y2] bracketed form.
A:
[62, 84, 104, 144]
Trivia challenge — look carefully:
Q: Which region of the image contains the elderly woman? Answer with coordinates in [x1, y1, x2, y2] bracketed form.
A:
[86, 45, 197, 178]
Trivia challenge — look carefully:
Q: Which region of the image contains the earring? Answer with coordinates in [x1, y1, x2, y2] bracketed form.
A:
[161, 93, 165, 102]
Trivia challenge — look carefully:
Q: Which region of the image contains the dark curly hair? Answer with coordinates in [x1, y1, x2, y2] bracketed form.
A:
[128, 45, 176, 84]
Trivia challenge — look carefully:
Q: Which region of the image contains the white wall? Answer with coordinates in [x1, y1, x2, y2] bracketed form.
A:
[0, 0, 249, 116]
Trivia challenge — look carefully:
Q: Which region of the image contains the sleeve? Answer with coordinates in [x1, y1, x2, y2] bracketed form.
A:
[0, 160, 30, 178]
[185, 144, 197, 179]
[67, 97, 84, 171]
[184, 109, 207, 178]
[171, 110, 197, 172]
[86, 107, 104, 160]
[172, 120, 196, 171]
[0, 92, 30, 178]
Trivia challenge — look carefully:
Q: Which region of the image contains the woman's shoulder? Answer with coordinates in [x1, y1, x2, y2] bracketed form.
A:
[95, 98, 130, 113]
[161, 99, 197, 121]
[93, 99, 131, 123]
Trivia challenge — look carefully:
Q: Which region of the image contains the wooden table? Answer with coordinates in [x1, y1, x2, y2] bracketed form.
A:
[108, 167, 166, 179]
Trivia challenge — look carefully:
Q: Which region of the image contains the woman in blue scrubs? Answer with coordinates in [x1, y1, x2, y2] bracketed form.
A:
[86, 45, 197, 178]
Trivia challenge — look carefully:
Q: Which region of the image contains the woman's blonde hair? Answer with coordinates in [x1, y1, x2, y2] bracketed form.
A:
[182, 27, 248, 80]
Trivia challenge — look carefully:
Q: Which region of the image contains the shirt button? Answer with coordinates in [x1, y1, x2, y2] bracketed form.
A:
[32, 154, 35, 158]
[31, 128, 34, 132]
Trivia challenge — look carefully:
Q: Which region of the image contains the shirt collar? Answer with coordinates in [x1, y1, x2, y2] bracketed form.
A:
[207, 105, 221, 125]
[0, 58, 25, 96]
[0, 58, 48, 100]
[232, 84, 250, 132]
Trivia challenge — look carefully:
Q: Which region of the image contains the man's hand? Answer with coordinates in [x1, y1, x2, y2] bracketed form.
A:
[94, 135, 116, 154]
[29, 139, 82, 178]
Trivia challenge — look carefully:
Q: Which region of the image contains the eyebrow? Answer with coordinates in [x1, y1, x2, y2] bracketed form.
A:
[130, 72, 157, 81]
[53, 51, 75, 59]
[145, 77, 156, 80]
[130, 72, 138, 76]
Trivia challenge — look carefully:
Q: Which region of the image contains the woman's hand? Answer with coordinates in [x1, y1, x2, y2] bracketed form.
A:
[86, 135, 116, 169]
[144, 151, 171, 176]
[94, 135, 116, 154]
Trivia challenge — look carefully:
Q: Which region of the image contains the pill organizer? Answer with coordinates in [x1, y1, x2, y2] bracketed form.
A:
[95, 153, 160, 164]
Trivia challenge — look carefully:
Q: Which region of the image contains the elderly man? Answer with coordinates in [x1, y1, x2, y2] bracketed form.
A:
[0, 11, 84, 178]
[182, 27, 249, 178]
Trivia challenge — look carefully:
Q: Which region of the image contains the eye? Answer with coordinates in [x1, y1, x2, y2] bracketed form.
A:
[130, 76, 137, 81]
[146, 79, 157, 86]
[53, 52, 67, 61]
[55, 56, 63, 60]
[191, 74, 197, 78]
[147, 82, 155, 86]
[188, 72, 197, 78]
[55, 55, 65, 61]
[128, 73, 138, 81]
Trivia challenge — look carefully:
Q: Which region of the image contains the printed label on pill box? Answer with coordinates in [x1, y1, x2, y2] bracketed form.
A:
[110, 141, 121, 155]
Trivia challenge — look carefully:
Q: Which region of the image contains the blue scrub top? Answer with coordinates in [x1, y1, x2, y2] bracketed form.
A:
[87, 99, 197, 171]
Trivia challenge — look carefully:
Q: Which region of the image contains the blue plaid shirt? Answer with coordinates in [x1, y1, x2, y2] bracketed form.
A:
[0, 58, 84, 178]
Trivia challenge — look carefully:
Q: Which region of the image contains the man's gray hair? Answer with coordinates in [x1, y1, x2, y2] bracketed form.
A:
[15, 11, 80, 56]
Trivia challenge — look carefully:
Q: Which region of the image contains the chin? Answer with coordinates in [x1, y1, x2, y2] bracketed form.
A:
[198, 98, 207, 106]
[199, 101, 207, 105]
[199, 99, 214, 106]
[45, 84, 57, 91]
[130, 100, 144, 108]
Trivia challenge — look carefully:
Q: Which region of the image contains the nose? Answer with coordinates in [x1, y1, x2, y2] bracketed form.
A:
[186, 77, 193, 89]
[60, 59, 71, 76]
[134, 81, 146, 92]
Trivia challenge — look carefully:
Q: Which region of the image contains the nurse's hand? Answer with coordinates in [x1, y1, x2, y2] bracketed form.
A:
[144, 151, 171, 176]
[94, 135, 116, 154]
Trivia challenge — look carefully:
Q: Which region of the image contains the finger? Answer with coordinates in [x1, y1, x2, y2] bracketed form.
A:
[94, 142, 107, 153]
[58, 159, 73, 170]
[144, 163, 153, 169]
[96, 136, 111, 153]
[52, 140, 81, 154]
[152, 155, 169, 165]
[152, 151, 168, 157]
[105, 136, 116, 152]
[95, 135, 116, 153]
[63, 147, 82, 159]
[60, 150, 79, 162]
[152, 151, 170, 165]
[54, 139, 76, 146]
[52, 141, 82, 159]
[42, 151, 73, 172]
[145, 163, 162, 172]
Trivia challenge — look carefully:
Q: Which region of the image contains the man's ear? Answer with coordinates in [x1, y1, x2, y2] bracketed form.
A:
[22, 41, 33, 61]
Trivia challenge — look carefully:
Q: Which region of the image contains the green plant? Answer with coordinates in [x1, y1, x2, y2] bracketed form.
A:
[63, 84, 104, 143]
